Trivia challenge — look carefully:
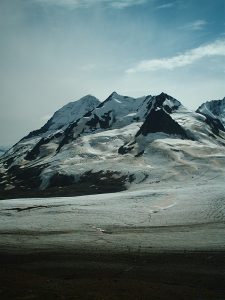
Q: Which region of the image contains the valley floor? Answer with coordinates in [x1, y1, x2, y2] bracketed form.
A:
[0, 250, 224, 300]
[0, 177, 225, 299]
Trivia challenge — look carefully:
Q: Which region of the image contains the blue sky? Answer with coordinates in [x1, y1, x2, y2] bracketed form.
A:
[0, 0, 225, 145]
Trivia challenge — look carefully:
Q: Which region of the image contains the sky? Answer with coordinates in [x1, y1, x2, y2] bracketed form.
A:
[0, 0, 225, 146]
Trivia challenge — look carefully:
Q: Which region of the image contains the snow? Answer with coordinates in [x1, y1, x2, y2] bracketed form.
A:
[4, 184, 15, 191]
[163, 98, 180, 109]
[0, 95, 100, 168]
[0, 176, 224, 252]
[1, 92, 225, 253]
[197, 97, 225, 127]
[47, 95, 100, 132]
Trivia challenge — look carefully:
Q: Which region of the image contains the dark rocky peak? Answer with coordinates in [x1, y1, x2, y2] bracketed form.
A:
[136, 93, 182, 120]
[153, 93, 182, 113]
[136, 107, 189, 139]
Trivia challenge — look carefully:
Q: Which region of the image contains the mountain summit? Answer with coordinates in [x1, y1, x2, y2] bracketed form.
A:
[0, 92, 225, 199]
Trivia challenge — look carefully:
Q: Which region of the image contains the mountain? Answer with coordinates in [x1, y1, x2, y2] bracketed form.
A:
[0, 92, 225, 199]
[0, 95, 100, 169]
[25, 95, 101, 139]
[196, 97, 225, 133]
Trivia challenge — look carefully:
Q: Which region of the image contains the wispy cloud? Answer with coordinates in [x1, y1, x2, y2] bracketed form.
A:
[180, 19, 207, 31]
[126, 39, 225, 73]
[156, 2, 175, 10]
[110, 0, 147, 9]
[33, 0, 148, 9]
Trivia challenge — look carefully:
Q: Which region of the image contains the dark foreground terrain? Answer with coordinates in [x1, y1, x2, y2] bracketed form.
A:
[0, 250, 224, 300]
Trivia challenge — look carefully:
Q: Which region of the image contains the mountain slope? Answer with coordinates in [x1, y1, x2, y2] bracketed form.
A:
[25, 95, 100, 139]
[0, 92, 225, 199]
[1, 95, 100, 168]
[196, 97, 225, 133]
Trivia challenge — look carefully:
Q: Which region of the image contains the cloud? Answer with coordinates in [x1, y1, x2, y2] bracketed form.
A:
[156, 2, 175, 9]
[126, 39, 225, 73]
[33, 0, 97, 9]
[180, 19, 207, 31]
[33, 0, 147, 9]
[110, 0, 147, 9]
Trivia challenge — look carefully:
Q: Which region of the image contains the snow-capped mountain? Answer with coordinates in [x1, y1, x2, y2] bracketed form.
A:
[196, 97, 225, 131]
[25, 95, 100, 139]
[0, 92, 225, 199]
[1, 95, 100, 170]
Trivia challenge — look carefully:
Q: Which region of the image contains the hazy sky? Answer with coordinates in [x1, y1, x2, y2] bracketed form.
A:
[1, 0, 225, 146]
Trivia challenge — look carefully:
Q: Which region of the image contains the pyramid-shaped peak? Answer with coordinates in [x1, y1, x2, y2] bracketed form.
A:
[103, 91, 129, 104]
[111, 91, 119, 96]
[155, 92, 181, 105]
[105, 91, 120, 99]
[155, 92, 174, 100]
[103, 91, 118, 102]
[159, 92, 168, 96]
[108, 91, 135, 99]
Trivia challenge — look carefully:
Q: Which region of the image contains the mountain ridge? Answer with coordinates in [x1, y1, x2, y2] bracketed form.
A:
[196, 97, 225, 133]
[0, 91, 225, 199]
[24, 95, 100, 140]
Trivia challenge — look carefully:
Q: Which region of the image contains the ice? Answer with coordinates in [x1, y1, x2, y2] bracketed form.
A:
[0, 175, 224, 252]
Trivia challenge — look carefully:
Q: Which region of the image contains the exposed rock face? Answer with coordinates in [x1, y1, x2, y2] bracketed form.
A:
[137, 108, 188, 138]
